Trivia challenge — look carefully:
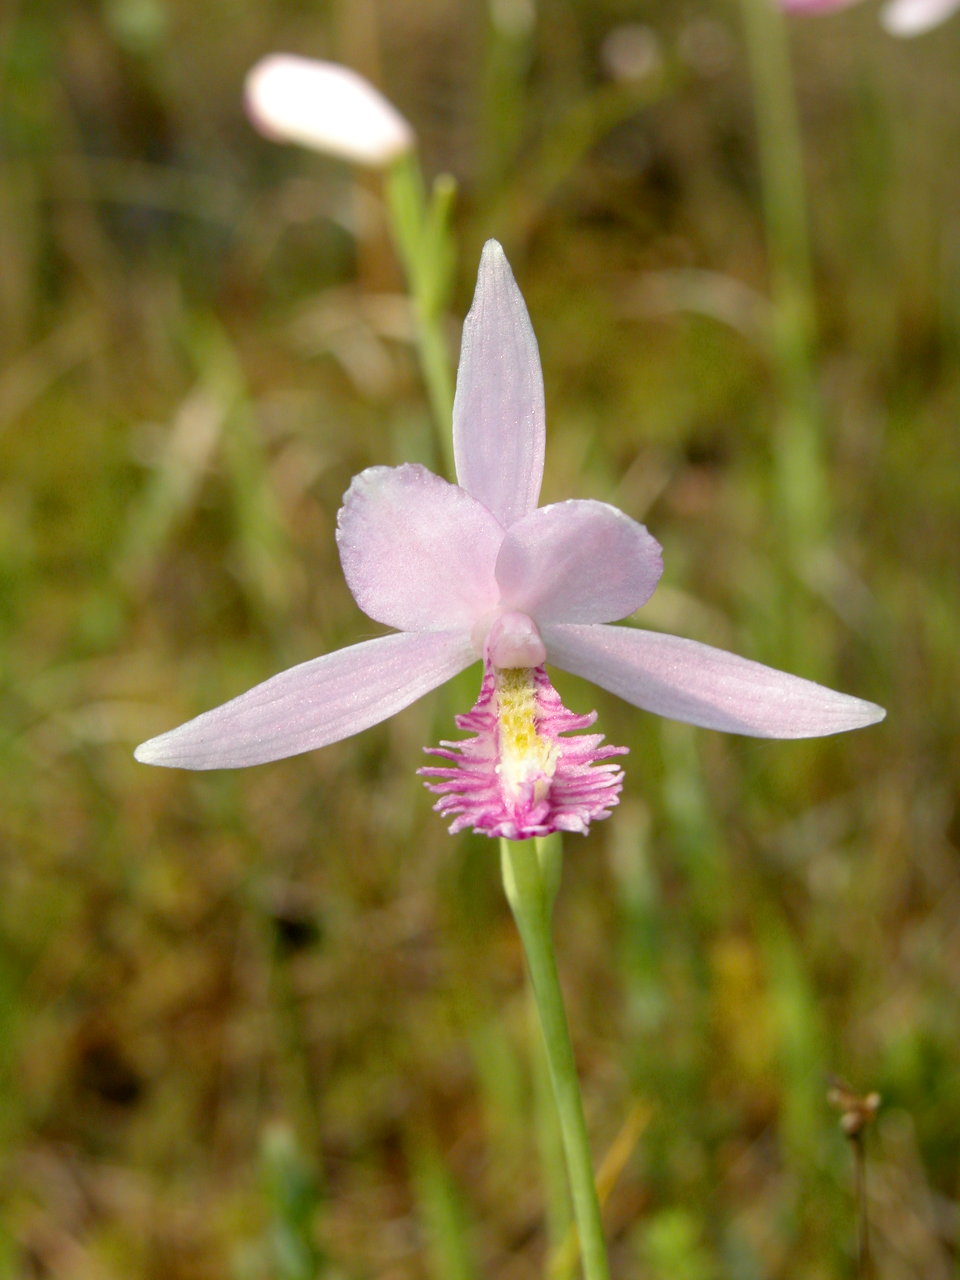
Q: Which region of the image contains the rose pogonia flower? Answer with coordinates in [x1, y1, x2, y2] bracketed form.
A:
[135, 242, 884, 839]
[781, 0, 960, 35]
[245, 55, 415, 166]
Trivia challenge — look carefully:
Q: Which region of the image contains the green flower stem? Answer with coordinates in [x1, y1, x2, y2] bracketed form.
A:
[385, 150, 457, 477]
[500, 835, 611, 1280]
[529, 990, 573, 1265]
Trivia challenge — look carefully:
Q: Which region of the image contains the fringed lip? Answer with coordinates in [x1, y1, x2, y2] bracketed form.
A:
[420, 662, 627, 840]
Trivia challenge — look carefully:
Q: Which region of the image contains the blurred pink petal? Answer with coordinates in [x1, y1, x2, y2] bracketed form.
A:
[453, 240, 545, 529]
[135, 632, 475, 769]
[496, 500, 663, 624]
[244, 55, 414, 166]
[543, 624, 885, 738]
[337, 464, 502, 632]
[882, 0, 960, 33]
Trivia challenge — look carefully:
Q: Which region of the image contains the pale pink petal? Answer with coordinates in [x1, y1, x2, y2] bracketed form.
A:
[495, 500, 663, 624]
[543, 624, 886, 738]
[453, 241, 545, 528]
[336, 464, 503, 631]
[134, 631, 476, 769]
[881, 0, 960, 33]
[244, 55, 414, 166]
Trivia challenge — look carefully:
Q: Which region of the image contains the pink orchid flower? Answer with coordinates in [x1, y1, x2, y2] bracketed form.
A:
[781, 0, 960, 36]
[135, 242, 884, 839]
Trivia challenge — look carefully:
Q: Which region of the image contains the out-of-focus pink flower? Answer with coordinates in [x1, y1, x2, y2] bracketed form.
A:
[881, 0, 960, 33]
[135, 243, 884, 839]
[244, 54, 415, 166]
[781, 0, 960, 35]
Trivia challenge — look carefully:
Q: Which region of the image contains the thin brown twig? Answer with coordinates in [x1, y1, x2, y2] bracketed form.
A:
[827, 1078, 881, 1279]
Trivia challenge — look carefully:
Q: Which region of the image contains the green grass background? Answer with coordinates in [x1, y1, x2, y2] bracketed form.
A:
[1, 1, 958, 1276]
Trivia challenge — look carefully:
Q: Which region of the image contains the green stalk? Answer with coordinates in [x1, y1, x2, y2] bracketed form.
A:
[384, 150, 457, 476]
[500, 835, 611, 1280]
[530, 989, 573, 1267]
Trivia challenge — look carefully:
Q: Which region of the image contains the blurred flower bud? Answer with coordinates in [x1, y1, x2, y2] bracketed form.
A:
[881, 0, 960, 34]
[245, 54, 415, 167]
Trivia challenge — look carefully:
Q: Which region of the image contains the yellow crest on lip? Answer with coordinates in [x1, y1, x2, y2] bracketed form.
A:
[421, 661, 627, 839]
[495, 667, 559, 802]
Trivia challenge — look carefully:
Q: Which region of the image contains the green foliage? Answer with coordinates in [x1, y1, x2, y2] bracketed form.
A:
[240, 1124, 327, 1280]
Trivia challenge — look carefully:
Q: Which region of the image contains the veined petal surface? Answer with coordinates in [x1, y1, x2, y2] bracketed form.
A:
[134, 631, 477, 768]
[337, 464, 503, 631]
[453, 241, 545, 528]
[544, 624, 886, 738]
[496, 500, 663, 624]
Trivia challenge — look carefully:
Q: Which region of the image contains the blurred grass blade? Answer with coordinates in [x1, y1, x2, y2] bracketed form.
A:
[188, 317, 296, 632]
[118, 384, 224, 588]
[258, 1123, 328, 1280]
[120, 315, 296, 633]
[758, 910, 828, 1174]
[411, 1137, 480, 1280]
